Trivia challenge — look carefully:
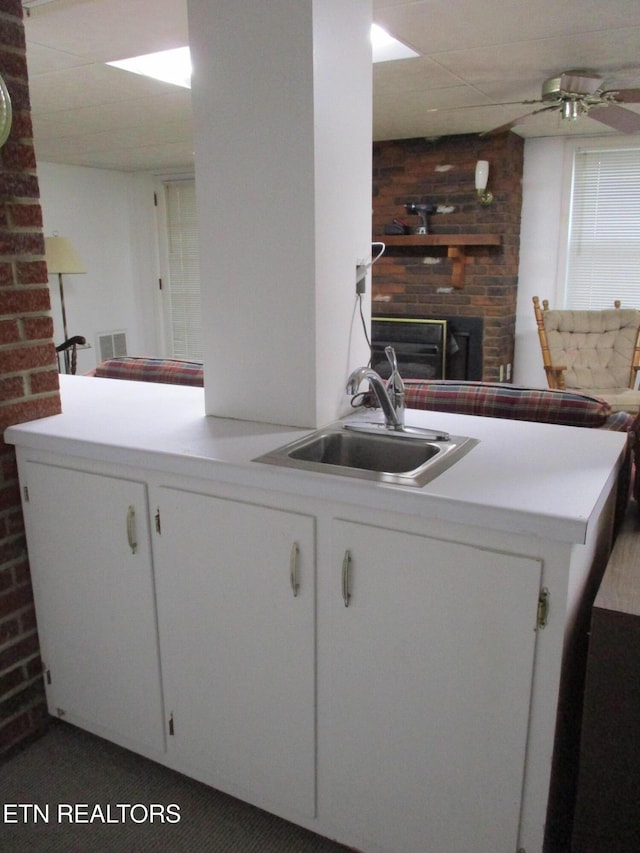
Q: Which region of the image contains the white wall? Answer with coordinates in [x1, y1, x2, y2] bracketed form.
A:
[37, 162, 159, 375]
[513, 137, 566, 387]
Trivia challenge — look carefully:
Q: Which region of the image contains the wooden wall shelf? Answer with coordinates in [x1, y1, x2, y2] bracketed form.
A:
[381, 234, 503, 287]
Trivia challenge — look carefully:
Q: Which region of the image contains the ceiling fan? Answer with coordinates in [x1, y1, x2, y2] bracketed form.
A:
[484, 70, 640, 135]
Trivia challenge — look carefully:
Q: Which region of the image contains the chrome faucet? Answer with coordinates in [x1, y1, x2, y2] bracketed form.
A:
[346, 347, 405, 430]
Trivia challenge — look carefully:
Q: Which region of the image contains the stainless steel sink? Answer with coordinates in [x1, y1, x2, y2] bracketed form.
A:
[254, 423, 478, 487]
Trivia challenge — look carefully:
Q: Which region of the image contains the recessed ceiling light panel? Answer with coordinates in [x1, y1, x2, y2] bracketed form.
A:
[107, 47, 192, 89]
[371, 23, 419, 63]
[106, 25, 417, 88]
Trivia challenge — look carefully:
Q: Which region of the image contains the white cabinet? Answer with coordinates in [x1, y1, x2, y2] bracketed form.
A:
[15, 449, 601, 853]
[20, 460, 165, 754]
[152, 485, 316, 819]
[319, 519, 543, 853]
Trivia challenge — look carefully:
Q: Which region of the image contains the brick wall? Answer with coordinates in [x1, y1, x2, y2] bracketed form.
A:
[372, 132, 524, 381]
[0, 0, 60, 757]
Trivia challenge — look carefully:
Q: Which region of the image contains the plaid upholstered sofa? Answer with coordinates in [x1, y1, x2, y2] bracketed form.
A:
[401, 379, 634, 432]
[91, 356, 204, 387]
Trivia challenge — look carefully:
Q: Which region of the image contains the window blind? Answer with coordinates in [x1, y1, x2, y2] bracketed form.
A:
[565, 147, 640, 310]
[165, 180, 202, 359]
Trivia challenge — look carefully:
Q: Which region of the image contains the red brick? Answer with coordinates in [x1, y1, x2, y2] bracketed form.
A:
[0, 173, 39, 200]
[9, 203, 43, 228]
[0, 263, 14, 287]
[0, 342, 56, 374]
[0, 666, 24, 698]
[0, 318, 20, 344]
[12, 558, 30, 586]
[0, 230, 43, 256]
[0, 568, 13, 593]
[0, 18, 26, 51]
[0, 395, 61, 433]
[1, 287, 51, 315]
[0, 710, 41, 757]
[0, 444, 18, 478]
[8, 109, 33, 140]
[5, 510, 24, 537]
[0, 618, 19, 646]
[2, 140, 37, 170]
[0, 481, 21, 513]
[16, 260, 47, 285]
[0, 375, 24, 399]
[0, 632, 39, 673]
[19, 605, 37, 633]
[29, 369, 59, 395]
[21, 315, 53, 340]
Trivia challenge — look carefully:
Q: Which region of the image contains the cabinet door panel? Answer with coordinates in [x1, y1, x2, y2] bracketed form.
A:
[154, 487, 315, 819]
[320, 520, 542, 853]
[22, 462, 164, 753]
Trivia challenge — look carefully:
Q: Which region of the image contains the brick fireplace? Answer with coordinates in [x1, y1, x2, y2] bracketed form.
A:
[371, 133, 524, 382]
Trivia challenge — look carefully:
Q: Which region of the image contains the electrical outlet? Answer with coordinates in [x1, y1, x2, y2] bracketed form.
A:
[356, 264, 367, 294]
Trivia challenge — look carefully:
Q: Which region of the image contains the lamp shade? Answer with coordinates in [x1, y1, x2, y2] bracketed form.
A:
[44, 236, 86, 275]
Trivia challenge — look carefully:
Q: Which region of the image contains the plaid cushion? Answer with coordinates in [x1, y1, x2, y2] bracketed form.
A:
[403, 380, 614, 428]
[94, 357, 204, 387]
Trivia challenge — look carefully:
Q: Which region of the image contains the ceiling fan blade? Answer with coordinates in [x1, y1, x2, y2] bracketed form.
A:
[480, 103, 560, 136]
[601, 87, 640, 103]
[588, 104, 640, 133]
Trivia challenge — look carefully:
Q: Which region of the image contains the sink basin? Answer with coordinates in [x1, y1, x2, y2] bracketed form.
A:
[254, 423, 478, 487]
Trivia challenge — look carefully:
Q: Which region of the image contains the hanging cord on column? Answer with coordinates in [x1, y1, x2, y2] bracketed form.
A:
[356, 241, 385, 364]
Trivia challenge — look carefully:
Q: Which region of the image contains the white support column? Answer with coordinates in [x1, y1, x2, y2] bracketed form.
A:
[188, 0, 372, 428]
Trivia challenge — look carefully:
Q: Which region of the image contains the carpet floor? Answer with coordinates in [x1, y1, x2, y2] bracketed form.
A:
[0, 720, 353, 853]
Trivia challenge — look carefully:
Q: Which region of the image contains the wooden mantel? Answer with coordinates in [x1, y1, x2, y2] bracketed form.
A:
[381, 234, 503, 287]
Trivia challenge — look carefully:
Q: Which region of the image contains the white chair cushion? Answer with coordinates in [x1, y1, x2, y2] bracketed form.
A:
[544, 308, 640, 392]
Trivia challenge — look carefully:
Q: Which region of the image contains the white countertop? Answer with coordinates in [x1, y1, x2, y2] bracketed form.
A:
[5, 374, 628, 544]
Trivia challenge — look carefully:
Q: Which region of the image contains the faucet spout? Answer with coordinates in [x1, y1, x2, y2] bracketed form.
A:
[346, 365, 404, 430]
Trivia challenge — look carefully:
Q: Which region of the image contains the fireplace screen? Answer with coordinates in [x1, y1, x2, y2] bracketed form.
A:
[371, 317, 447, 380]
[371, 315, 483, 381]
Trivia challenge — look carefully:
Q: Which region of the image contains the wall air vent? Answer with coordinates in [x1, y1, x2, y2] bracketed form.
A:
[97, 331, 128, 362]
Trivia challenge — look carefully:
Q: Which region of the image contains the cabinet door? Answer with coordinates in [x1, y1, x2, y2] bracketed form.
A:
[154, 486, 315, 819]
[320, 519, 543, 853]
[21, 461, 165, 753]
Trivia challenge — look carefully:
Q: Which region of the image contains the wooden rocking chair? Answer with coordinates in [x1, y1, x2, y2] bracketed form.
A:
[533, 297, 640, 414]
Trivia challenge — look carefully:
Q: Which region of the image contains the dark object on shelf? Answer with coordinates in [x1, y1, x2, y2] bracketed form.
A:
[384, 218, 410, 235]
[405, 202, 436, 233]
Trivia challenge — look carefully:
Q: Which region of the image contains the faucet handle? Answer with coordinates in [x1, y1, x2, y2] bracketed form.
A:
[385, 346, 400, 378]
[384, 346, 405, 427]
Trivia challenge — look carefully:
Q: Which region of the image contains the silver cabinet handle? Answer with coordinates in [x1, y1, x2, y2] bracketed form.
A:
[126, 505, 137, 554]
[342, 550, 351, 607]
[290, 542, 300, 597]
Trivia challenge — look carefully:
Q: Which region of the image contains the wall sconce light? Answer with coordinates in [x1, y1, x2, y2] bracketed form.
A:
[475, 160, 494, 206]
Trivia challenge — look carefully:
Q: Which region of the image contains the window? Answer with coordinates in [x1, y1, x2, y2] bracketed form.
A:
[162, 179, 202, 359]
[564, 146, 640, 309]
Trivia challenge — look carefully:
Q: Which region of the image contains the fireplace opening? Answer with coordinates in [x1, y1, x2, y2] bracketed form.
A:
[371, 315, 483, 381]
